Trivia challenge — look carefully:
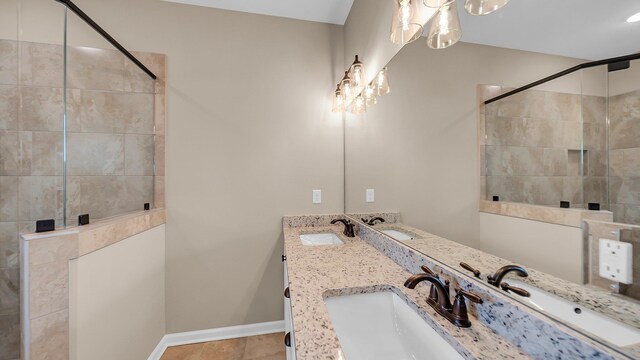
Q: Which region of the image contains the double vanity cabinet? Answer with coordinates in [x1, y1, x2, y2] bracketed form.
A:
[281, 214, 640, 360]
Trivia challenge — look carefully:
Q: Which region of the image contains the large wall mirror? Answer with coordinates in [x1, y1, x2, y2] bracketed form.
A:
[343, 2, 640, 357]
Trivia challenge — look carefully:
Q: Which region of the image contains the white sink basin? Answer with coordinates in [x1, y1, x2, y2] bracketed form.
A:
[300, 233, 344, 246]
[325, 292, 464, 360]
[381, 229, 414, 241]
[509, 280, 640, 347]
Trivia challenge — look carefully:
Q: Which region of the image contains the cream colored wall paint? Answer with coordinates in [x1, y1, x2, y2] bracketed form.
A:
[69, 225, 166, 360]
[345, 41, 587, 251]
[17, 0, 344, 332]
[478, 214, 583, 282]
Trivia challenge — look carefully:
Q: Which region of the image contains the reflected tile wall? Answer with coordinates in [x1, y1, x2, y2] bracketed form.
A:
[0, 38, 163, 359]
[610, 89, 640, 226]
[484, 88, 608, 209]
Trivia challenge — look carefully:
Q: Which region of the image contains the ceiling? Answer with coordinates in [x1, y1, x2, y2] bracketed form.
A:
[163, 0, 640, 60]
[455, 0, 640, 60]
[162, 0, 354, 25]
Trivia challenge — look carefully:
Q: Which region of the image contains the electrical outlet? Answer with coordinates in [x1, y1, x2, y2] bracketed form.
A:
[312, 190, 322, 204]
[599, 238, 633, 284]
[366, 189, 375, 203]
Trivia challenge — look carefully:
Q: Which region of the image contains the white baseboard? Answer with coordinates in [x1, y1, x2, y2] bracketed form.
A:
[148, 320, 285, 360]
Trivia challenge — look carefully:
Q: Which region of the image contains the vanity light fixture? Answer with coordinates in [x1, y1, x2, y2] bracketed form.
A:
[349, 55, 367, 95]
[464, 0, 511, 16]
[351, 95, 367, 114]
[364, 84, 377, 106]
[627, 12, 640, 23]
[339, 71, 354, 102]
[390, 0, 424, 45]
[332, 84, 345, 113]
[375, 67, 391, 96]
[427, 2, 462, 49]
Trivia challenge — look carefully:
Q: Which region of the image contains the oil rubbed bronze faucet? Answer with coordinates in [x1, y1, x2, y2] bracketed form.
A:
[330, 218, 355, 237]
[487, 265, 530, 297]
[361, 217, 386, 226]
[405, 268, 483, 328]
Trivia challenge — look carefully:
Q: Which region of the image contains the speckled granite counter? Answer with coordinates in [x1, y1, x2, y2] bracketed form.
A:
[283, 217, 534, 360]
[349, 214, 640, 358]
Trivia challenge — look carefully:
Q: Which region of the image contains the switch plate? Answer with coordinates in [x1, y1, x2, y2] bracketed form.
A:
[366, 189, 375, 203]
[312, 190, 322, 204]
[599, 238, 633, 284]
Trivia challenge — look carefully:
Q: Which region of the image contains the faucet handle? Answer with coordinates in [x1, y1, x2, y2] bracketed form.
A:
[460, 262, 481, 279]
[500, 282, 531, 297]
[455, 288, 483, 304]
[420, 265, 437, 276]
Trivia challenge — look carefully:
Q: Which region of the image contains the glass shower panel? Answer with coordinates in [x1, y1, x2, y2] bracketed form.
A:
[608, 59, 640, 226]
[0, 3, 20, 358]
[484, 71, 585, 208]
[64, 12, 156, 224]
[581, 66, 609, 211]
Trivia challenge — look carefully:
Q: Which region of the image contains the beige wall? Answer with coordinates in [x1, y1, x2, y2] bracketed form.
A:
[345, 41, 587, 253]
[17, 0, 344, 333]
[69, 224, 166, 360]
[478, 213, 583, 282]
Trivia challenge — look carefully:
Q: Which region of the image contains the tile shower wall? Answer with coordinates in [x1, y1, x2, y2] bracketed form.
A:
[0, 38, 160, 359]
[609, 89, 640, 225]
[484, 89, 607, 208]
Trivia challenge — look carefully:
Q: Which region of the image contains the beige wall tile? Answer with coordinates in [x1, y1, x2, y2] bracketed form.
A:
[0, 313, 20, 359]
[582, 95, 606, 124]
[583, 176, 608, 204]
[0, 40, 18, 85]
[624, 148, 640, 177]
[20, 42, 63, 88]
[485, 116, 526, 146]
[125, 134, 154, 176]
[67, 46, 124, 91]
[30, 131, 64, 176]
[543, 148, 568, 176]
[67, 133, 124, 176]
[28, 234, 78, 267]
[527, 177, 563, 205]
[154, 94, 166, 135]
[127, 52, 166, 95]
[18, 131, 32, 176]
[610, 118, 640, 150]
[0, 130, 18, 175]
[30, 309, 68, 360]
[76, 176, 153, 221]
[154, 135, 165, 176]
[154, 176, 165, 209]
[562, 176, 582, 204]
[609, 176, 640, 205]
[0, 268, 18, 316]
[587, 150, 607, 176]
[20, 86, 65, 132]
[17, 176, 60, 222]
[0, 85, 18, 130]
[0, 176, 17, 222]
[0, 222, 18, 269]
[486, 146, 544, 176]
[79, 90, 154, 134]
[29, 260, 68, 319]
[583, 123, 606, 151]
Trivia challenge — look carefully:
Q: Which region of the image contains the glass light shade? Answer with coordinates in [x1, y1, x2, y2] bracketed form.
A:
[375, 67, 391, 96]
[339, 71, 354, 101]
[350, 55, 367, 95]
[464, 0, 510, 15]
[364, 84, 377, 107]
[351, 95, 367, 115]
[427, 3, 462, 49]
[423, 0, 455, 8]
[390, 0, 424, 45]
[332, 85, 345, 113]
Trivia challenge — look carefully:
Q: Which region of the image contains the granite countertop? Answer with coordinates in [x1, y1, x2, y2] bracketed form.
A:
[361, 219, 640, 356]
[283, 224, 531, 360]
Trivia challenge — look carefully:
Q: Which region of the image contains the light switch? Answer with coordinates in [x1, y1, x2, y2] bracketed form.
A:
[312, 190, 322, 204]
[366, 189, 375, 203]
[599, 238, 633, 284]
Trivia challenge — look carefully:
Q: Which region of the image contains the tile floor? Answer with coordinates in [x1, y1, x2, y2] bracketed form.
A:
[160, 333, 286, 360]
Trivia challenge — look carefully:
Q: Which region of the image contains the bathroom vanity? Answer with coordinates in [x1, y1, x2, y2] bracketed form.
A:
[281, 214, 633, 360]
